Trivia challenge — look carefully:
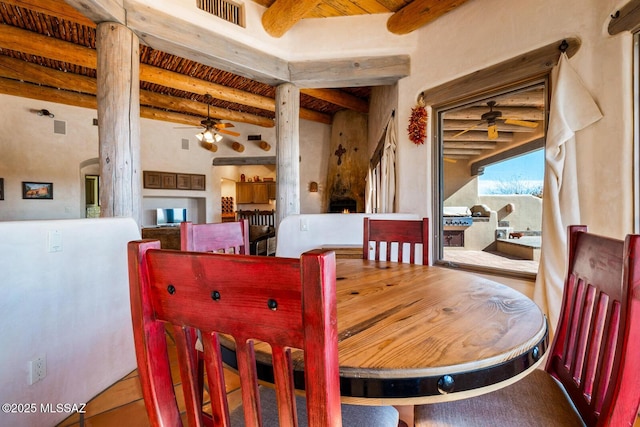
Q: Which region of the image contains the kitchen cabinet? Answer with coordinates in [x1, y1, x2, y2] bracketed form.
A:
[236, 182, 253, 203]
[236, 182, 275, 204]
[267, 182, 276, 199]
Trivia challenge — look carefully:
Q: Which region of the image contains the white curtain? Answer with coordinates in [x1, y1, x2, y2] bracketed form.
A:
[379, 114, 397, 213]
[533, 52, 603, 335]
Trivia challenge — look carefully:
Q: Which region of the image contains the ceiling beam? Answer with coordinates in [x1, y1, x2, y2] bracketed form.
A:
[444, 142, 498, 149]
[2, 0, 95, 27]
[443, 148, 484, 156]
[0, 76, 269, 129]
[0, 24, 96, 68]
[443, 130, 512, 142]
[0, 25, 332, 125]
[387, 0, 471, 35]
[261, 0, 323, 38]
[8, 0, 366, 116]
[63, 0, 126, 25]
[0, 56, 274, 127]
[443, 119, 538, 132]
[289, 55, 410, 88]
[212, 156, 277, 166]
[300, 88, 369, 113]
[445, 106, 544, 121]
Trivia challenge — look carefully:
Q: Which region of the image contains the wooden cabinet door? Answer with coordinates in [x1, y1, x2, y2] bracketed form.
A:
[267, 182, 276, 200]
[252, 183, 268, 203]
[236, 182, 253, 203]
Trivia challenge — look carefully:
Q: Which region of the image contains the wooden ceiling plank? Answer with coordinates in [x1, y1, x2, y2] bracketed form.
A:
[444, 142, 497, 149]
[375, 0, 410, 12]
[443, 130, 512, 143]
[289, 54, 410, 88]
[387, 0, 470, 35]
[349, 0, 394, 14]
[443, 148, 484, 156]
[261, 0, 323, 38]
[445, 106, 544, 121]
[301, 88, 369, 113]
[317, 0, 369, 15]
[443, 119, 537, 132]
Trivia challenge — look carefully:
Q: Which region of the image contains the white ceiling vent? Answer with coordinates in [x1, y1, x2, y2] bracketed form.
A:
[182, 138, 189, 150]
[197, 0, 244, 27]
[53, 120, 66, 135]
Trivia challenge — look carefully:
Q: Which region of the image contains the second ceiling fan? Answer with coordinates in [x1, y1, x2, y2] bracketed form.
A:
[453, 101, 539, 140]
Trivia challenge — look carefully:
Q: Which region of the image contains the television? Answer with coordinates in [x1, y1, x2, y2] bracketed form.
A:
[156, 208, 187, 226]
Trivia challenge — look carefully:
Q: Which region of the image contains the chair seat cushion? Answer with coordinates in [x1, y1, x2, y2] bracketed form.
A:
[414, 369, 584, 427]
[230, 386, 399, 426]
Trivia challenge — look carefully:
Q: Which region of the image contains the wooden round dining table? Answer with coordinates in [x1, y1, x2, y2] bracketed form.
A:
[222, 258, 548, 406]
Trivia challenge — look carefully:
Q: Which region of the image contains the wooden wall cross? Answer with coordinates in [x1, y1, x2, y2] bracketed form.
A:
[335, 144, 346, 165]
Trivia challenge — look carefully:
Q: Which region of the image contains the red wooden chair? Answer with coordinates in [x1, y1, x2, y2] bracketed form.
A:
[180, 219, 250, 414]
[128, 241, 399, 426]
[180, 220, 250, 254]
[363, 217, 429, 265]
[414, 225, 640, 427]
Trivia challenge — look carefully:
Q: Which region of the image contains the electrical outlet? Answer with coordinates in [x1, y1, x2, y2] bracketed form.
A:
[300, 218, 309, 231]
[28, 356, 46, 385]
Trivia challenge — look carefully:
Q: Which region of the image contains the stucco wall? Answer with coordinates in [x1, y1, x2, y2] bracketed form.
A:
[0, 95, 330, 222]
[0, 218, 140, 427]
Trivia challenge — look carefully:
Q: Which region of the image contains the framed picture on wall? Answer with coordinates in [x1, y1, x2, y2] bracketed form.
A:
[0, 178, 3, 200]
[22, 182, 53, 199]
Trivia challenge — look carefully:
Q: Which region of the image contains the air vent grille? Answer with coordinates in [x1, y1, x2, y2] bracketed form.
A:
[53, 120, 66, 135]
[197, 0, 244, 27]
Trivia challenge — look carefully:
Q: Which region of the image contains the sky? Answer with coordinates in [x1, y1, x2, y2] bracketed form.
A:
[478, 149, 544, 194]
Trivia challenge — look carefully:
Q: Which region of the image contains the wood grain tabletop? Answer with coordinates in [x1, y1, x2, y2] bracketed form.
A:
[222, 259, 548, 405]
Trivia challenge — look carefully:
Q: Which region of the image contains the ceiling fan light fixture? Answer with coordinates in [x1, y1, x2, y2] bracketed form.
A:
[197, 128, 223, 143]
[487, 123, 499, 140]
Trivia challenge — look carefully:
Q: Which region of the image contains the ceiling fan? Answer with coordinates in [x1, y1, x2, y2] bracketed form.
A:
[177, 94, 241, 151]
[452, 101, 539, 140]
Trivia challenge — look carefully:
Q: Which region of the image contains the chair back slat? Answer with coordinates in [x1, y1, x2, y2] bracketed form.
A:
[546, 225, 640, 426]
[180, 220, 249, 254]
[363, 218, 429, 265]
[128, 240, 342, 426]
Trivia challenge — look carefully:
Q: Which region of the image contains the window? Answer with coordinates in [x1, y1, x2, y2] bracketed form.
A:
[435, 82, 547, 278]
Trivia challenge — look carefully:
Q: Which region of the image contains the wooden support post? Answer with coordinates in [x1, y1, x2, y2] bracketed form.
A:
[96, 22, 142, 225]
[275, 83, 300, 228]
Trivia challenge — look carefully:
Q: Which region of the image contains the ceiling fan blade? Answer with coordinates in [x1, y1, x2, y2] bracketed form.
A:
[217, 128, 241, 137]
[452, 121, 483, 138]
[214, 123, 235, 129]
[504, 118, 539, 128]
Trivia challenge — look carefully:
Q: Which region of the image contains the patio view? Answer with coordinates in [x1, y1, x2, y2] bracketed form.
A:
[442, 150, 543, 275]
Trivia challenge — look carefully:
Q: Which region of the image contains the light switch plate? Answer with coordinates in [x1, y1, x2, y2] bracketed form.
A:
[48, 230, 62, 252]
